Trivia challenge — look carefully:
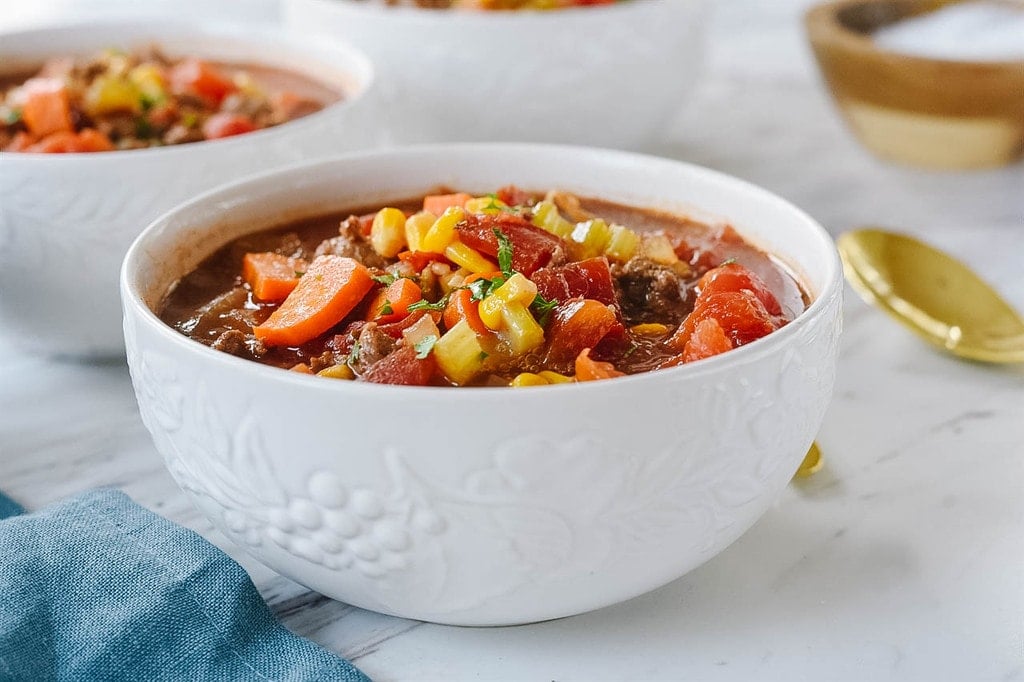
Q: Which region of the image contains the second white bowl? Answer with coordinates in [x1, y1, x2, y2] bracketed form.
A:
[284, 0, 707, 149]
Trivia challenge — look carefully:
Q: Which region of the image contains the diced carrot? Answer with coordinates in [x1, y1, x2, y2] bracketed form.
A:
[575, 348, 625, 382]
[169, 59, 236, 105]
[423, 193, 472, 216]
[365, 277, 423, 324]
[443, 271, 499, 337]
[21, 78, 73, 137]
[254, 255, 374, 347]
[242, 252, 309, 303]
[290, 363, 313, 374]
[75, 128, 115, 152]
[397, 250, 447, 272]
[202, 113, 258, 140]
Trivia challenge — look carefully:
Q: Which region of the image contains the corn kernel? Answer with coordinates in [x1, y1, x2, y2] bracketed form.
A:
[317, 364, 354, 380]
[531, 200, 574, 240]
[605, 224, 640, 262]
[370, 208, 407, 258]
[434, 319, 487, 386]
[464, 196, 509, 216]
[128, 64, 166, 100]
[510, 373, 549, 387]
[421, 207, 465, 254]
[641, 233, 680, 265]
[631, 323, 670, 336]
[84, 75, 140, 116]
[538, 371, 574, 384]
[404, 211, 436, 253]
[478, 273, 538, 329]
[445, 241, 498, 274]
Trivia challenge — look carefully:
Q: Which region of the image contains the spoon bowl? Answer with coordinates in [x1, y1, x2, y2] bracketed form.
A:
[838, 228, 1024, 363]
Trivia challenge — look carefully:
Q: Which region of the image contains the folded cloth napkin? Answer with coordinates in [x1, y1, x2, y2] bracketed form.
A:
[0, 489, 370, 682]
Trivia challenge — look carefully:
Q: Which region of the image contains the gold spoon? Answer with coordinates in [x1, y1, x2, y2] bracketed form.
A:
[838, 228, 1024, 364]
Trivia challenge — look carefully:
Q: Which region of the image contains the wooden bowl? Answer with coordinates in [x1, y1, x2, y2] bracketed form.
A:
[806, 0, 1024, 169]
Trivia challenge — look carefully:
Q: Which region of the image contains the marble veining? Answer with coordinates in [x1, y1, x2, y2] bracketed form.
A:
[1, 1, 1022, 680]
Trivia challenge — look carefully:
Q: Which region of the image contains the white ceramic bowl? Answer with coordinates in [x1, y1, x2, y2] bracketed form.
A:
[0, 20, 377, 358]
[283, 0, 706, 149]
[122, 144, 843, 626]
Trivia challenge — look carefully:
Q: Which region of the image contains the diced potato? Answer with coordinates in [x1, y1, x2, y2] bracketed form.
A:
[641, 233, 680, 265]
[434, 319, 487, 386]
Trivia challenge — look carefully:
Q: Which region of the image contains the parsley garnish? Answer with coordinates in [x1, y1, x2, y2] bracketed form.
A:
[347, 340, 361, 366]
[135, 117, 154, 139]
[478, 351, 489, 362]
[3, 108, 22, 125]
[182, 112, 198, 129]
[414, 335, 438, 360]
[294, 270, 306, 278]
[407, 297, 448, 313]
[493, 227, 514, 278]
[372, 273, 398, 286]
[379, 300, 394, 316]
[531, 293, 559, 327]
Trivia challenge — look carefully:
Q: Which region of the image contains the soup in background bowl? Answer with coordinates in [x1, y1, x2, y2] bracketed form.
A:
[122, 144, 843, 625]
[0, 20, 377, 358]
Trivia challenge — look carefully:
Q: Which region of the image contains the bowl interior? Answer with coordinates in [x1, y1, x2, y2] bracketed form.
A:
[126, 145, 839, 324]
[0, 20, 370, 107]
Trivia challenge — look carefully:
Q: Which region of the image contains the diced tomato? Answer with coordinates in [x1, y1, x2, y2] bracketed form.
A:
[398, 250, 448, 272]
[242, 252, 307, 302]
[358, 213, 375, 236]
[455, 213, 567, 276]
[669, 290, 779, 352]
[683, 318, 733, 362]
[360, 345, 436, 386]
[169, 59, 236, 105]
[575, 348, 625, 382]
[698, 261, 782, 316]
[202, 113, 258, 140]
[544, 298, 619, 365]
[495, 185, 532, 208]
[5, 132, 35, 152]
[531, 257, 617, 306]
[26, 128, 114, 153]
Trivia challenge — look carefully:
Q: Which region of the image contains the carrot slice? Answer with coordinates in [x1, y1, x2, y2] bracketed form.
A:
[21, 79, 73, 137]
[365, 277, 423, 324]
[575, 348, 625, 382]
[242, 252, 309, 303]
[254, 255, 373, 347]
[423, 193, 472, 216]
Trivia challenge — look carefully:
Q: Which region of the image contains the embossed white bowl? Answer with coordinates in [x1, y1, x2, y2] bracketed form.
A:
[283, 0, 707, 148]
[0, 20, 377, 358]
[122, 144, 843, 626]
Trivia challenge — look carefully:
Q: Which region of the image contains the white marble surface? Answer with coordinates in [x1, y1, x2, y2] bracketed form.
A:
[2, 2, 1023, 680]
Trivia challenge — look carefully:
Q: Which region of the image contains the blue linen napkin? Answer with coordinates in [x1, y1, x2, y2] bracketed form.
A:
[0, 489, 370, 682]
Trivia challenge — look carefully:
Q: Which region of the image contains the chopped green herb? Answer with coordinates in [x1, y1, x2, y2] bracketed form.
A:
[2, 108, 22, 125]
[493, 227, 514, 278]
[139, 93, 164, 112]
[372, 273, 398, 286]
[408, 297, 449, 313]
[531, 293, 559, 327]
[622, 343, 639, 358]
[294, 270, 306, 278]
[414, 335, 438, 360]
[134, 117, 154, 139]
[181, 112, 198, 129]
[719, 258, 737, 267]
[478, 351, 489, 362]
[347, 340, 361, 366]
[379, 300, 394, 316]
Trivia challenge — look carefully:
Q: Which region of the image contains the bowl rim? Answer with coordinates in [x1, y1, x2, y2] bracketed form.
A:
[288, 0, 683, 23]
[121, 142, 843, 399]
[0, 18, 376, 162]
[805, 0, 1024, 68]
